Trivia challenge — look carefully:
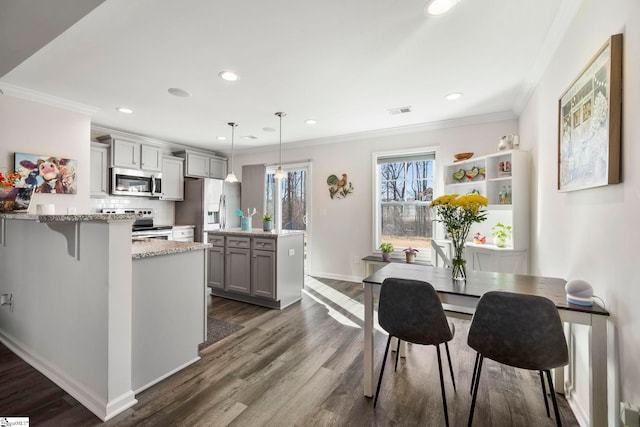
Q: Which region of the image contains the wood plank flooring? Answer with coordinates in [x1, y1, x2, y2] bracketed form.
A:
[0, 277, 580, 426]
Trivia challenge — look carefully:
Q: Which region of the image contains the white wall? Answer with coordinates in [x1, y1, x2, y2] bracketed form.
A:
[519, 0, 640, 424]
[0, 94, 91, 213]
[234, 118, 518, 281]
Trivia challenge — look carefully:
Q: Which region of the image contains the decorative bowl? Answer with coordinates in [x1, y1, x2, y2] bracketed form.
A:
[454, 152, 474, 162]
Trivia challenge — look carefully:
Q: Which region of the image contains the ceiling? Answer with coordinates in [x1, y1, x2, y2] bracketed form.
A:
[0, 0, 576, 154]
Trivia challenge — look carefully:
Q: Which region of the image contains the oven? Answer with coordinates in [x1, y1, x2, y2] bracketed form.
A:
[101, 208, 173, 240]
[132, 227, 173, 240]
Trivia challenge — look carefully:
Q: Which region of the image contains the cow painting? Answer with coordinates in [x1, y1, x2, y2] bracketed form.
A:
[14, 153, 77, 194]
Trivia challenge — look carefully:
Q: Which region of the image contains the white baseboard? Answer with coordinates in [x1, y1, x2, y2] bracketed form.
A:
[0, 330, 137, 422]
[566, 393, 589, 427]
[134, 356, 200, 394]
[308, 271, 362, 283]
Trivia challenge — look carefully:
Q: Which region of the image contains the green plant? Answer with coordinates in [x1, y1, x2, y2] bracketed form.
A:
[379, 242, 394, 253]
[262, 214, 272, 223]
[491, 223, 512, 242]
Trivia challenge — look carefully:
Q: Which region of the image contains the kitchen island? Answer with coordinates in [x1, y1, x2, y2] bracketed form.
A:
[0, 213, 209, 421]
[207, 228, 304, 309]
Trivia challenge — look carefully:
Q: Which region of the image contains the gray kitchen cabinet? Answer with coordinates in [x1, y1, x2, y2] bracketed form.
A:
[160, 156, 184, 201]
[209, 156, 227, 180]
[175, 150, 227, 179]
[207, 234, 225, 289]
[252, 237, 277, 299]
[225, 236, 251, 295]
[90, 141, 109, 197]
[106, 137, 162, 171]
[207, 231, 303, 309]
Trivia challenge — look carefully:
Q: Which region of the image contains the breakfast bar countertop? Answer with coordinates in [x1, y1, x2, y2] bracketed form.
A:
[207, 228, 304, 237]
[132, 238, 211, 259]
[0, 212, 140, 222]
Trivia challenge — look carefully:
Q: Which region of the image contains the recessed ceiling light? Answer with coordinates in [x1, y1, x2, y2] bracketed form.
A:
[116, 107, 133, 114]
[241, 135, 258, 140]
[446, 92, 463, 100]
[219, 71, 238, 81]
[425, 0, 460, 16]
[217, 136, 226, 141]
[305, 119, 317, 125]
[262, 127, 276, 132]
[168, 88, 191, 97]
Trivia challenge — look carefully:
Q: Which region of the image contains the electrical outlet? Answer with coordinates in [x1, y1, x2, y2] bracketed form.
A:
[621, 402, 640, 427]
[288, 249, 295, 256]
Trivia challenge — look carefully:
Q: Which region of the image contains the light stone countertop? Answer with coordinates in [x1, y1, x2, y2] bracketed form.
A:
[0, 212, 140, 222]
[207, 228, 304, 238]
[132, 238, 211, 259]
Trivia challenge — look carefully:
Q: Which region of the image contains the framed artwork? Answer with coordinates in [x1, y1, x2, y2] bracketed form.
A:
[558, 34, 622, 192]
[14, 153, 78, 194]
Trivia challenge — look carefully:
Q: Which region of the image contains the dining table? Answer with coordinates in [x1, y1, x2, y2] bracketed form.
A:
[362, 263, 610, 427]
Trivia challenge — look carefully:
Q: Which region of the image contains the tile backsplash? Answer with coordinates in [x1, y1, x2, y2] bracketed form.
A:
[90, 196, 175, 225]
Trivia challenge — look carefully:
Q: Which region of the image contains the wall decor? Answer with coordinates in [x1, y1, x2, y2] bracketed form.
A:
[14, 152, 78, 194]
[558, 33, 622, 192]
[327, 173, 354, 199]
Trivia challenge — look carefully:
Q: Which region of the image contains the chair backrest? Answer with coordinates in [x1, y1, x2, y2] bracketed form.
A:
[379, 278, 453, 346]
[467, 291, 568, 371]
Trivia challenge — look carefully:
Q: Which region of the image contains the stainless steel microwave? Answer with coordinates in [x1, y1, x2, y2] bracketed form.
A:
[111, 167, 162, 197]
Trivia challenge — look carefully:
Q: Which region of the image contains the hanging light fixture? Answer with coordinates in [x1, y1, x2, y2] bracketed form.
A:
[225, 122, 238, 183]
[274, 112, 286, 180]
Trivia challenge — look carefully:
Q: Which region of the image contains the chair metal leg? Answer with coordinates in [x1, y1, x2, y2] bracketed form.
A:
[436, 345, 450, 427]
[468, 354, 484, 427]
[540, 370, 550, 417]
[373, 335, 392, 408]
[545, 370, 563, 427]
[470, 352, 480, 395]
[444, 342, 456, 392]
[394, 339, 401, 372]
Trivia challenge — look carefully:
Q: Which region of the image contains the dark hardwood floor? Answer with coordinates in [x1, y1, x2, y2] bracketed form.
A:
[0, 277, 579, 426]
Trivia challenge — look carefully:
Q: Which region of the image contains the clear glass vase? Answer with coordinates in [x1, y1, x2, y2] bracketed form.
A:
[451, 257, 466, 280]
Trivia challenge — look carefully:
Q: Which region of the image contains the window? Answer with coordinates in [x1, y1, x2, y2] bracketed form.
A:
[374, 150, 436, 260]
[265, 165, 309, 231]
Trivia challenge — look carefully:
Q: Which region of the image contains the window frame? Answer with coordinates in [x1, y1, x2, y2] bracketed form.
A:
[371, 146, 441, 261]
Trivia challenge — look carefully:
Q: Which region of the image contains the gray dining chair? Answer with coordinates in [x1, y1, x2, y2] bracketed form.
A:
[467, 291, 569, 427]
[374, 278, 456, 427]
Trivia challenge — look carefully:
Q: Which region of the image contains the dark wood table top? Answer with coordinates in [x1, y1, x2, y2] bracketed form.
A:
[363, 263, 609, 316]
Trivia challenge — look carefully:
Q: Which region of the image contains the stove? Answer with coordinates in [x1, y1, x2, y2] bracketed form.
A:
[101, 208, 173, 239]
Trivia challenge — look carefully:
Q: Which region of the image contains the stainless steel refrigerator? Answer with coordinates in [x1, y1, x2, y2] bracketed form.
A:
[175, 178, 241, 242]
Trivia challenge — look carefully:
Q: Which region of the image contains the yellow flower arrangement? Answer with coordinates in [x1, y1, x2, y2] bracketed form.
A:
[430, 193, 488, 279]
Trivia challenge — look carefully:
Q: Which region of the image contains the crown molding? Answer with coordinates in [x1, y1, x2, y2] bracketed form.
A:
[0, 81, 99, 115]
[513, 0, 583, 113]
[234, 110, 518, 155]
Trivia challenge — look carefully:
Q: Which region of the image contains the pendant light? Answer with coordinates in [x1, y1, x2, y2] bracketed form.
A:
[225, 122, 238, 183]
[274, 112, 286, 180]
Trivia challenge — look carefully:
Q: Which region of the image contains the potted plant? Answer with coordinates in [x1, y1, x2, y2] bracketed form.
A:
[403, 247, 419, 263]
[379, 242, 394, 261]
[491, 222, 512, 248]
[262, 214, 273, 231]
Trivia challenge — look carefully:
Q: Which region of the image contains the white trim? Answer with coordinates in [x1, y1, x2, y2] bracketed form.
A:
[133, 356, 200, 395]
[0, 330, 137, 421]
[310, 271, 362, 283]
[371, 146, 440, 257]
[233, 111, 516, 155]
[0, 82, 99, 115]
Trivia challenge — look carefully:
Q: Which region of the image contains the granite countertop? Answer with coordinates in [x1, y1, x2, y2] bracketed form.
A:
[0, 212, 140, 222]
[208, 228, 305, 237]
[132, 239, 211, 259]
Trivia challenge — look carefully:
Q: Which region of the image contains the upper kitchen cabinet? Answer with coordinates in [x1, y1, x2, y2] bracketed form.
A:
[160, 156, 184, 201]
[103, 137, 162, 172]
[175, 150, 227, 179]
[90, 141, 109, 197]
[209, 156, 227, 180]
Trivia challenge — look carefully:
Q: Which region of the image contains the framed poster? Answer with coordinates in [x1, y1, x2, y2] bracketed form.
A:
[14, 153, 77, 194]
[558, 34, 622, 192]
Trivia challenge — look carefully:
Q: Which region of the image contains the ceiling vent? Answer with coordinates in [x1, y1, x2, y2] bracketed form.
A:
[388, 106, 413, 115]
